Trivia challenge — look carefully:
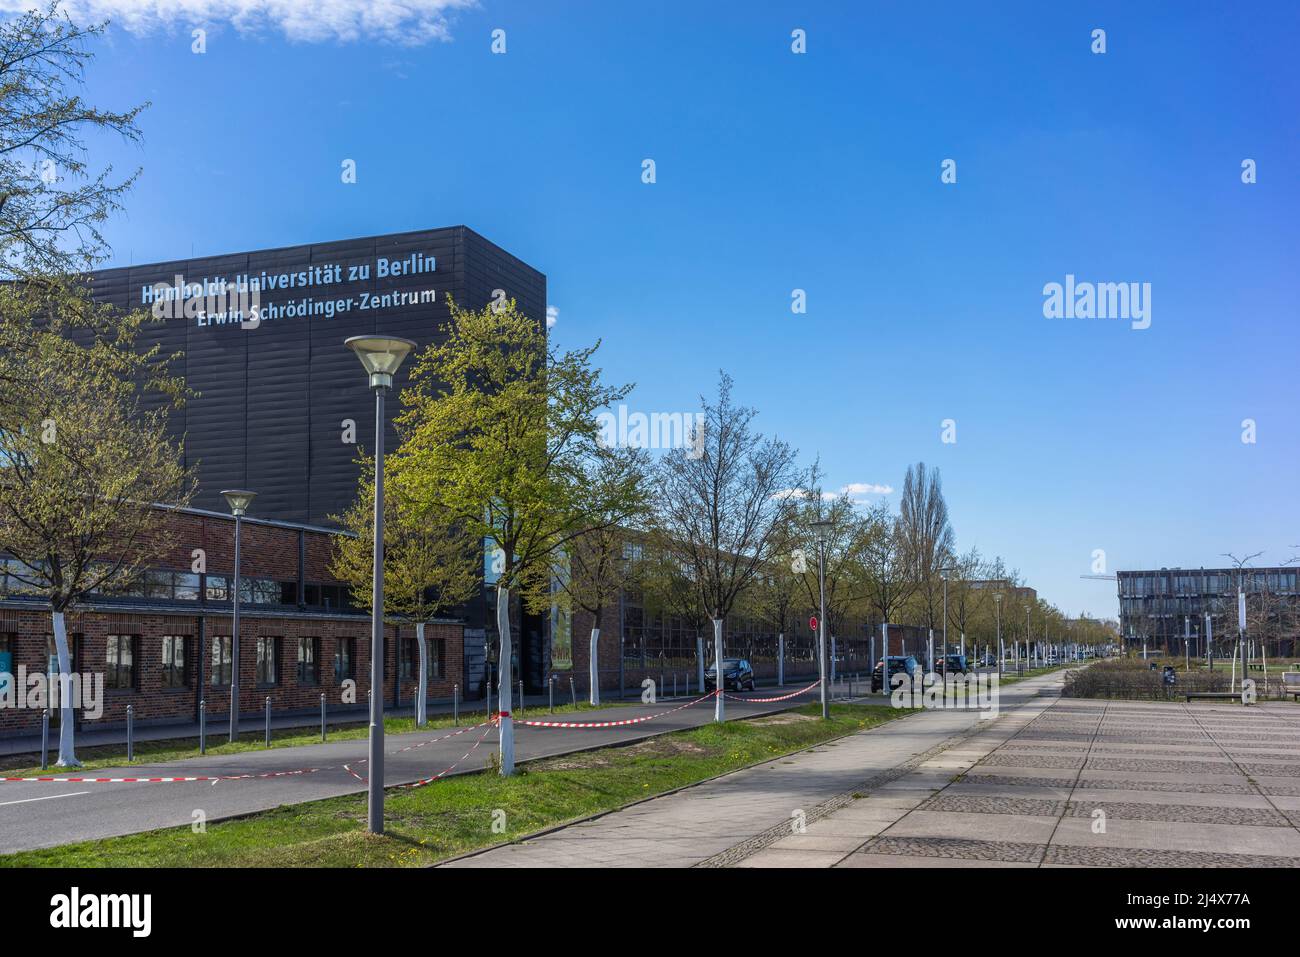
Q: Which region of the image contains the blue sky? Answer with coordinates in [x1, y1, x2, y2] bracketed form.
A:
[76, 0, 1299, 618]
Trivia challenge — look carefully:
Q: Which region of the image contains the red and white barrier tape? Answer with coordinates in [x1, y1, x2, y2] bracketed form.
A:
[514, 690, 717, 729]
[397, 719, 498, 790]
[722, 678, 823, 703]
[4, 719, 498, 786]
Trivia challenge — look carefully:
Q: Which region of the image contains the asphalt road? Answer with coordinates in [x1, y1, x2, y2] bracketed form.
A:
[0, 683, 829, 854]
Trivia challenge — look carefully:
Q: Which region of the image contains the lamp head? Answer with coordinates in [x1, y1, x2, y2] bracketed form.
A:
[809, 519, 833, 544]
[221, 489, 257, 517]
[345, 335, 417, 390]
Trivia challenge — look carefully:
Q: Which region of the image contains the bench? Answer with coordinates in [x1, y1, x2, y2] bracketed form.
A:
[1283, 673, 1300, 701]
[1184, 692, 1244, 703]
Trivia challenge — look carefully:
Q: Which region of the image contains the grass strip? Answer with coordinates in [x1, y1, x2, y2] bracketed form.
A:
[1, 701, 904, 868]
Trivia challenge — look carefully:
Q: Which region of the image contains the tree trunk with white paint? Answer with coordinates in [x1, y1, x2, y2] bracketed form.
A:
[713, 618, 725, 723]
[415, 621, 428, 727]
[588, 626, 601, 706]
[51, 610, 79, 767]
[497, 585, 514, 776]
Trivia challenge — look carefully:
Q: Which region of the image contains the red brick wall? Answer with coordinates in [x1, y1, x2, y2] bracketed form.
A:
[0, 607, 464, 736]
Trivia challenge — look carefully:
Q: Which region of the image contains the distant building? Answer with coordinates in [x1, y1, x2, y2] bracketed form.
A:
[1116, 567, 1299, 656]
[968, 580, 1038, 605]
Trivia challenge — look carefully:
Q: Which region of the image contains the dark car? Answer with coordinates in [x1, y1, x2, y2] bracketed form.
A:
[871, 655, 920, 692]
[933, 653, 968, 676]
[704, 658, 755, 692]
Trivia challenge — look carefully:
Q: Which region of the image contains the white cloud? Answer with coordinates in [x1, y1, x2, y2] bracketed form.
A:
[841, 482, 892, 496]
[546, 305, 558, 330]
[26, 0, 478, 45]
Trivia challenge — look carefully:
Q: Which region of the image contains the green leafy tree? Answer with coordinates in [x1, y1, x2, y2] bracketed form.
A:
[549, 447, 650, 705]
[0, 286, 193, 766]
[392, 296, 641, 774]
[332, 459, 478, 726]
[0, 8, 188, 766]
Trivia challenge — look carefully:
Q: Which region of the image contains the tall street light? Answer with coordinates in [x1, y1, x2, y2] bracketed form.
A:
[220, 489, 256, 743]
[994, 592, 1003, 676]
[811, 519, 832, 719]
[345, 334, 416, 836]
[940, 565, 956, 660]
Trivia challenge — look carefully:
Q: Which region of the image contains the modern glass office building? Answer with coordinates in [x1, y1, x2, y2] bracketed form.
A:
[1117, 567, 1299, 656]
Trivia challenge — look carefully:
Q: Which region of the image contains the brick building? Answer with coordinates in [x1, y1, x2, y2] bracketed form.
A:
[0, 506, 464, 739]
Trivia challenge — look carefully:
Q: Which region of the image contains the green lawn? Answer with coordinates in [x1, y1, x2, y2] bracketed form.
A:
[0, 699, 628, 778]
[0, 701, 905, 868]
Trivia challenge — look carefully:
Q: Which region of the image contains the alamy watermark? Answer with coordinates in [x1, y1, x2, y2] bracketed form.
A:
[0, 669, 104, 719]
[890, 670, 1000, 719]
[1043, 274, 1150, 330]
[597, 405, 705, 459]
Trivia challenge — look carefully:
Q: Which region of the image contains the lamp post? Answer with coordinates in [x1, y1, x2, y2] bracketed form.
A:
[344, 335, 416, 835]
[994, 592, 1002, 675]
[220, 489, 256, 743]
[940, 565, 956, 660]
[811, 519, 832, 719]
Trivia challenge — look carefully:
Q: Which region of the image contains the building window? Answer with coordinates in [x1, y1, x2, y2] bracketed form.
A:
[400, 637, 416, 681]
[256, 637, 280, 685]
[297, 637, 320, 685]
[162, 636, 188, 689]
[0, 633, 13, 697]
[334, 638, 356, 683]
[211, 635, 232, 686]
[105, 635, 137, 690]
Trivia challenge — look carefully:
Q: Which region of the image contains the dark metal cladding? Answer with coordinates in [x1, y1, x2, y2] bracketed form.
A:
[88, 226, 546, 528]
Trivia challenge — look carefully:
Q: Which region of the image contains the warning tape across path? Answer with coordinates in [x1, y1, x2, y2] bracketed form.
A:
[514, 690, 717, 729]
[722, 678, 823, 704]
[1, 719, 497, 785]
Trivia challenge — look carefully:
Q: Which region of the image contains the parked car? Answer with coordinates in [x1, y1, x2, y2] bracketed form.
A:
[871, 655, 920, 691]
[704, 658, 755, 692]
[933, 653, 969, 676]
[979, 653, 997, 667]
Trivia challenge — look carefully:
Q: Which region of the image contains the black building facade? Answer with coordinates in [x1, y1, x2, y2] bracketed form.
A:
[88, 226, 546, 527]
[87, 227, 547, 694]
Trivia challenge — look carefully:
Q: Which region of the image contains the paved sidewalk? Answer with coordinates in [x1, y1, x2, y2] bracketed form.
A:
[747, 689, 1300, 868]
[441, 672, 1062, 868]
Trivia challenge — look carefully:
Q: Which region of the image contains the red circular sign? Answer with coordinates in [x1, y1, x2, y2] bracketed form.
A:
[809, 616, 819, 632]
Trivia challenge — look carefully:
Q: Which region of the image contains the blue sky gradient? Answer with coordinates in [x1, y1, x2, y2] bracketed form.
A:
[84, 1, 1300, 617]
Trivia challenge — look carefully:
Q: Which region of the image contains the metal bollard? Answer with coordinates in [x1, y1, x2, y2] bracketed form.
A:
[569, 676, 576, 708]
[264, 696, 271, 747]
[40, 709, 49, 770]
[518, 679, 524, 718]
[199, 699, 206, 755]
[453, 684, 459, 726]
[126, 704, 134, 763]
[549, 675, 555, 714]
[320, 693, 326, 742]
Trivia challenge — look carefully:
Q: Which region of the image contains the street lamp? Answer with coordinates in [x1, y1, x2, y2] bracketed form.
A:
[993, 593, 1003, 675]
[345, 334, 416, 835]
[940, 565, 957, 660]
[220, 489, 256, 743]
[810, 519, 833, 720]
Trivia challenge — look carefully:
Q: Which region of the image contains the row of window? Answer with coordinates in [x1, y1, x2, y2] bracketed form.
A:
[0, 560, 355, 611]
[1120, 572, 1298, 597]
[0, 633, 444, 691]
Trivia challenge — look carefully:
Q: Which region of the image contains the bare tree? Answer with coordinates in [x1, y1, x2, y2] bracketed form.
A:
[655, 372, 802, 721]
[859, 500, 916, 643]
[899, 462, 956, 644]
